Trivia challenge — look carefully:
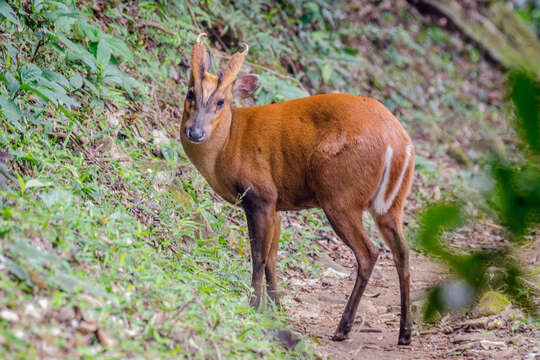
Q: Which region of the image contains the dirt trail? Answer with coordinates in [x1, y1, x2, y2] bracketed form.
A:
[280, 231, 538, 359]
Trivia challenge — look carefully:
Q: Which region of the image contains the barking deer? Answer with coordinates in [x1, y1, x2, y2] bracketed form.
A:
[180, 34, 415, 344]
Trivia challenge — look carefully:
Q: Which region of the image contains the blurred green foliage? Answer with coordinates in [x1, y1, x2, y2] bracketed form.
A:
[417, 69, 540, 321]
[514, 0, 540, 37]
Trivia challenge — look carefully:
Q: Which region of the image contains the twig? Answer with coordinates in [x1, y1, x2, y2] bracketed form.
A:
[386, 83, 423, 110]
[29, 37, 45, 63]
[246, 61, 309, 94]
[522, 278, 540, 293]
[0, 33, 14, 40]
[207, 27, 228, 50]
[186, 2, 201, 32]
[234, 186, 251, 206]
[136, 20, 176, 36]
[176, 298, 196, 317]
[208, 46, 310, 94]
[483, 221, 505, 230]
[358, 328, 383, 333]
[313, 0, 332, 10]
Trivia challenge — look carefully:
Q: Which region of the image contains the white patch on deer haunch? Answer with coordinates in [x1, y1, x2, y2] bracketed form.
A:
[372, 144, 412, 214]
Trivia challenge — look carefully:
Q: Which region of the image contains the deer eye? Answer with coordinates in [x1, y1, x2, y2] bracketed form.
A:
[187, 89, 194, 101]
[216, 99, 225, 108]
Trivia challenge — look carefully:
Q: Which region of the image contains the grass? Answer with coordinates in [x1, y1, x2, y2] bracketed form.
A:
[0, 1, 322, 357]
[0, 121, 316, 358]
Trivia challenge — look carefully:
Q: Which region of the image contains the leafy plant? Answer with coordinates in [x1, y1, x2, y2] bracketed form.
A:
[0, 0, 143, 135]
[417, 69, 540, 321]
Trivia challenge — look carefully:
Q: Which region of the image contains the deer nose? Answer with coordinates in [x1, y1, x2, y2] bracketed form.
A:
[186, 127, 206, 143]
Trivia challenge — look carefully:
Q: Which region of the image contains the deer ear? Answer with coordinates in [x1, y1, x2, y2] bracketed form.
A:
[233, 75, 260, 99]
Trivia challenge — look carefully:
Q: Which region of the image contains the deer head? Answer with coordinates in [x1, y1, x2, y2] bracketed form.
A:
[182, 33, 259, 143]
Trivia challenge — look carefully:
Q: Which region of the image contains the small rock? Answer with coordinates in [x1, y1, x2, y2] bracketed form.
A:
[473, 291, 511, 317]
[152, 171, 175, 192]
[317, 294, 346, 304]
[442, 326, 453, 334]
[38, 298, 48, 309]
[318, 253, 349, 275]
[96, 328, 113, 347]
[507, 337, 527, 346]
[78, 320, 98, 333]
[321, 277, 335, 287]
[453, 333, 493, 344]
[0, 309, 19, 322]
[56, 307, 75, 323]
[479, 339, 506, 349]
[322, 267, 349, 279]
[125, 326, 140, 338]
[487, 318, 504, 330]
[152, 130, 170, 146]
[271, 329, 301, 351]
[24, 304, 40, 318]
[169, 183, 192, 208]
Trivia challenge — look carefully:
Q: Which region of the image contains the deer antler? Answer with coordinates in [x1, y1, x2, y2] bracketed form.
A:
[218, 42, 249, 90]
[240, 42, 249, 56]
[196, 32, 207, 43]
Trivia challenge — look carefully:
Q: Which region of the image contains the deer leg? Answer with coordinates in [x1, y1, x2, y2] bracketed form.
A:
[373, 210, 412, 345]
[265, 212, 281, 306]
[324, 207, 379, 341]
[241, 189, 277, 310]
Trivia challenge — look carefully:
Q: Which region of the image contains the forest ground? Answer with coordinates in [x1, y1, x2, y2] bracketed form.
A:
[280, 210, 539, 359]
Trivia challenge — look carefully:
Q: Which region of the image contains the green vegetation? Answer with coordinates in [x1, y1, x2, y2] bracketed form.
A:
[416, 69, 540, 322]
[515, 0, 540, 36]
[0, 1, 323, 357]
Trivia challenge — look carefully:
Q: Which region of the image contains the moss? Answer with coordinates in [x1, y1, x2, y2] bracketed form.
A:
[473, 291, 511, 316]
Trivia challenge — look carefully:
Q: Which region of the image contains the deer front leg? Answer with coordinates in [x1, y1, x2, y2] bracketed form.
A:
[265, 212, 281, 306]
[241, 188, 277, 309]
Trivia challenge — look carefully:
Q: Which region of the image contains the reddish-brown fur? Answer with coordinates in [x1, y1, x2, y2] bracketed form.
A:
[180, 38, 415, 345]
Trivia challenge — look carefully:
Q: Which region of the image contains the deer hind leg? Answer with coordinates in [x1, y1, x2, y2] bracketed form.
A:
[372, 207, 412, 345]
[370, 145, 414, 345]
[323, 205, 379, 341]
